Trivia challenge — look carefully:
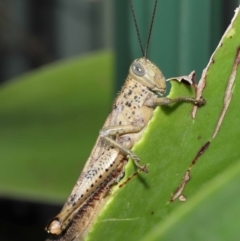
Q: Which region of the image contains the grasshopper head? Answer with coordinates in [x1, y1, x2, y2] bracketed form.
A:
[129, 57, 166, 96]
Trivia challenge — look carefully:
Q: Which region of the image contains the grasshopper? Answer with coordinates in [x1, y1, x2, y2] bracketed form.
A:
[46, 0, 205, 239]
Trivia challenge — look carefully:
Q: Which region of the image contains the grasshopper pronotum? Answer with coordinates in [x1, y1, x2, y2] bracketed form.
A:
[46, 0, 205, 240]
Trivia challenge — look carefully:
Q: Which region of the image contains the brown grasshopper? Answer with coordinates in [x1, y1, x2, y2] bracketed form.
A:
[46, 0, 205, 240]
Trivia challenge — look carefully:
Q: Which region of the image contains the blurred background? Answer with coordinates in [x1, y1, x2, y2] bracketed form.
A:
[0, 0, 238, 240]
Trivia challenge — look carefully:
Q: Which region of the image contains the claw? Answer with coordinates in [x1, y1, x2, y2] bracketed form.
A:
[195, 97, 206, 107]
[127, 153, 148, 173]
[140, 165, 148, 173]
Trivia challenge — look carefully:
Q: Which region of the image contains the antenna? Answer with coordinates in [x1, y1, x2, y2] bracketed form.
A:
[128, 0, 158, 58]
[145, 0, 158, 58]
[129, 0, 144, 56]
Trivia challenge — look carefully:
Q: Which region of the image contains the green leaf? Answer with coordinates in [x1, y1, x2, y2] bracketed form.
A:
[140, 159, 240, 241]
[86, 7, 240, 241]
[0, 51, 113, 203]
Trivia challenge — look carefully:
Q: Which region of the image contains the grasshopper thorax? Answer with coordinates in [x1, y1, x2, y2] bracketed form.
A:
[129, 57, 166, 96]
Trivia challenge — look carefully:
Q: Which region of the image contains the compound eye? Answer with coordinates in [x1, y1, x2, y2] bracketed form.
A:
[131, 62, 145, 77]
